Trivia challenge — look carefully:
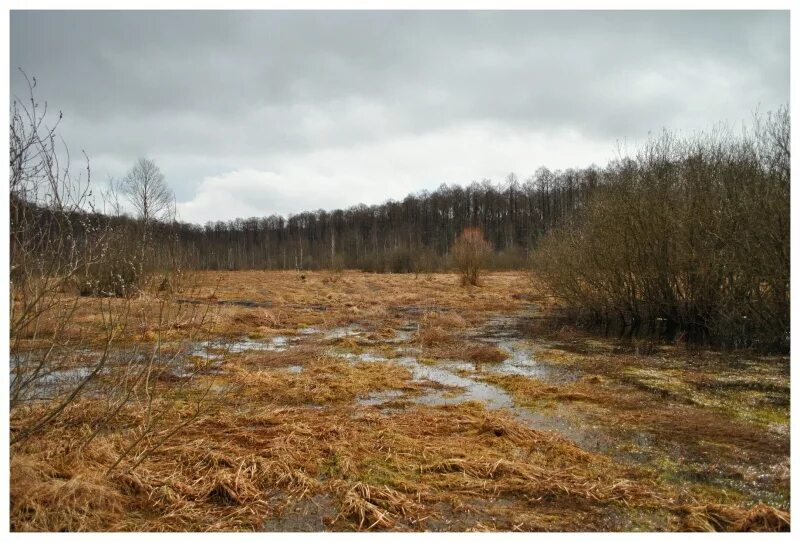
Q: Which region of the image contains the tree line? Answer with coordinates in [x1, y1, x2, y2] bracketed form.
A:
[155, 169, 599, 273]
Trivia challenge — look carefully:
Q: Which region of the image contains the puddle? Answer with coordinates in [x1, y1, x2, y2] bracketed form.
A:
[11, 335, 286, 399]
[469, 314, 529, 342]
[263, 494, 336, 532]
[337, 351, 515, 410]
[336, 310, 789, 508]
[191, 335, 295, 360]
[479, 340, 577, 382]
[10, 348, 124, 401]
[176, 297, 274, 309]
[357, 389, 405, 407]
[387, 329, 413, 344]
[400, 358, 515, 409]
[323, 325, 362, 340]
[11, 364, 99, 401]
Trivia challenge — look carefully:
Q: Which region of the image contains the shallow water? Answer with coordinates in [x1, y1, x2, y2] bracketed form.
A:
[11, 364, 98, 400]
[14, 313, 787, 510]
[323, 325, 362, 340]
[337, 351, 518, 410]
[334, 313, 789, 508]
[357, 389, 406, 407]
[192, 335, 295, 360]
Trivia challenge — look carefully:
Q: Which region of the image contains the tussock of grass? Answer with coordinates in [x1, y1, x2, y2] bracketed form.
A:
[461, 345, 509, 363]
[422, 311, 467, 329]
[231, 309, 281, 329]
[679, 503, 790, 532]
[231, 356, 415, 405]
[334, 481, 423, 530]
[417, 326, 453, 347]
[11, 454, 127, 532]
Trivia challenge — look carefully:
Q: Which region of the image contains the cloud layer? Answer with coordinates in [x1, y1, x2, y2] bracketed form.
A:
[10, 10, 789, 223]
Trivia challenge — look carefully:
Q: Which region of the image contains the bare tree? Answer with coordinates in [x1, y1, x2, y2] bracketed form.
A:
[121, 157, 175, 224]
[119, 158, 175, 284]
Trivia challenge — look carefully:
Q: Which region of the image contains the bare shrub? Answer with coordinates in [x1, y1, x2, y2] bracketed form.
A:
[452, 228, 493, 286]
[9, 74, 225, 470]
[533, 107, 789, 351]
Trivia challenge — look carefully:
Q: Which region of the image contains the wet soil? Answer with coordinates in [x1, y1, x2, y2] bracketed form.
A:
[14, 296, 789, 531]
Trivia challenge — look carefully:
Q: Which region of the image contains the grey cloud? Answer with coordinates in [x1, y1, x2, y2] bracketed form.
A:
[10, 10, 789, 222]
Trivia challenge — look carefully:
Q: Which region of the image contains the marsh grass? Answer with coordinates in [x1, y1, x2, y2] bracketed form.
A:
[10, 271, 790, 532]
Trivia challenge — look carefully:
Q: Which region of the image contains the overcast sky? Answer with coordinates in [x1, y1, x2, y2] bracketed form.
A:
[10, 10, 789, 224]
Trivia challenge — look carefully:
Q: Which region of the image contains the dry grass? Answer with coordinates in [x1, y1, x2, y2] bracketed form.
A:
[418, 326, 453, 347]
[13, 270, 529, 347]
[11, 453, 127, 532]
[11, 397, 672, 531]
[679, 503, 790, 532]
[230, 355, 418, 405]
[10, 270, 790, 532]
[461, 345, 509, 363]
[231, 309, 282, 329]
[13, 390, 788, 532]
[422, 311, 468, 329]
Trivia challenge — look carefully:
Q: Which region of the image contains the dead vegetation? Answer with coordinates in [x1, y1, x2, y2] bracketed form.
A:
[14, 390, 787, 532]
[9, 271, 790, 532]
[461, 345, 509, 363]
[9, 398, 663, 531]
[679, 503, 790, 532]
[230, 356, 418, 405]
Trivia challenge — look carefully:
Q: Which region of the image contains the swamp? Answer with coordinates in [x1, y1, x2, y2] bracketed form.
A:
[9, 271, 790, 532]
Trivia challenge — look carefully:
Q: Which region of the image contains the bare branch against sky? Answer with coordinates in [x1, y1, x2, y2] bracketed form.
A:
[9, 10, 789, 223]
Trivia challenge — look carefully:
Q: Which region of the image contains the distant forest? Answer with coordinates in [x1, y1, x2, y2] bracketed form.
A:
[165, 169, 599, 272]
[12, 167, 599, 273]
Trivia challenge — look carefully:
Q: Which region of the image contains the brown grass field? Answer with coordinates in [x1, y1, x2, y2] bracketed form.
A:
[9, 271, 790, 532]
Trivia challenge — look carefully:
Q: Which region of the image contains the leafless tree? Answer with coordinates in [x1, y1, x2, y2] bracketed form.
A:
[118, 157, 176, 286]
[121, 157, 175, 225]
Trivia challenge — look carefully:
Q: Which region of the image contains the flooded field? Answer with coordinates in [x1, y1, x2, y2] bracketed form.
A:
[10, 271, 790, 532]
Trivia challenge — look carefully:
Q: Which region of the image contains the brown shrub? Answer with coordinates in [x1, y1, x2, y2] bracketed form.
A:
[452, 228, 493, 287]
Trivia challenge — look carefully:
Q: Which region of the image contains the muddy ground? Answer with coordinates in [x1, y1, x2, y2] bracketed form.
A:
[10, 271, 790, 531]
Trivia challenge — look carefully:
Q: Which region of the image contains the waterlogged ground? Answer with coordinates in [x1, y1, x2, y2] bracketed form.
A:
[193, 313, 790, 520]
[10, 271, 790, 532]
